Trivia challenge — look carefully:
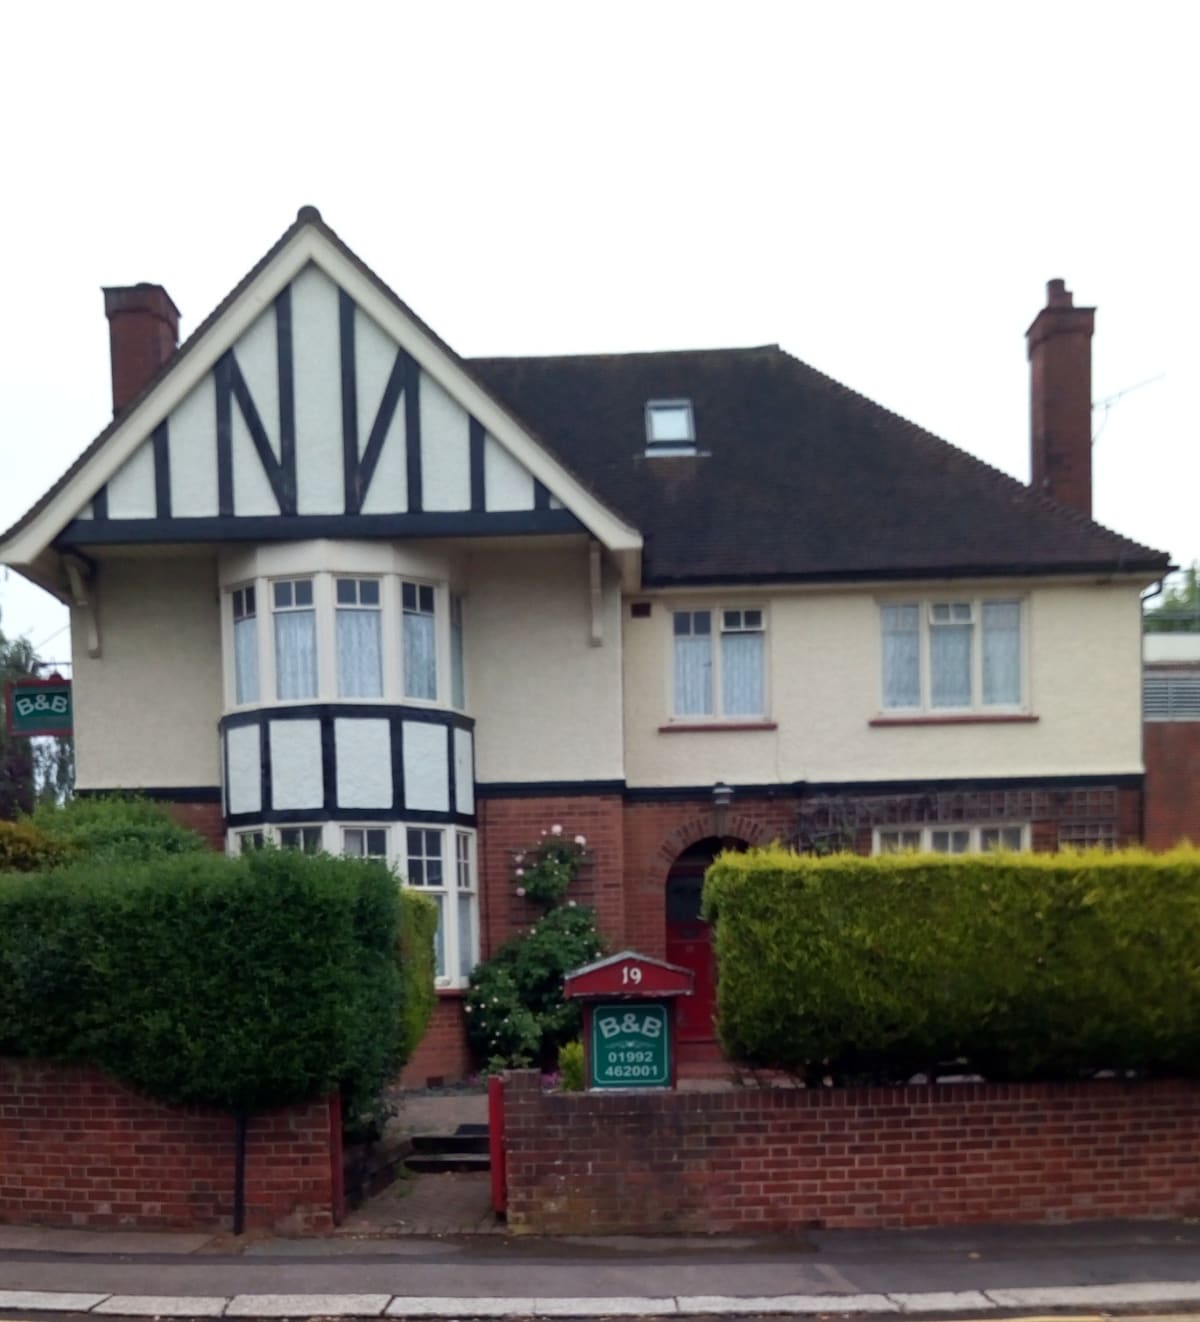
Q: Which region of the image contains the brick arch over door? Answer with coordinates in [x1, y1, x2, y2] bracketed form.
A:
[623, 799, 787, 958]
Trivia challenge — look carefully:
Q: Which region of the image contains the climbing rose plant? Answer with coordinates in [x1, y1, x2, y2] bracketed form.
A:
[464, 825, 603, 1070]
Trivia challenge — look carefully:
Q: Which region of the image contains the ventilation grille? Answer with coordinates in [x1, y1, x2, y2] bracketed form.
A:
[1144, 672, 1200, 721]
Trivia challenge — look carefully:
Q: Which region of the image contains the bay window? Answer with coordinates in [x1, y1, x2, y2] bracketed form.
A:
[343, 826, 388, 859]
[672, 607, 766, 719]
[403, 826, 477, 985]
[881, 598, 1023, 711]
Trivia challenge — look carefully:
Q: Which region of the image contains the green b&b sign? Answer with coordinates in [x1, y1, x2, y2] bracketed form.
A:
[5, 679, 73, 737]
[590, 1003, 670, 1089]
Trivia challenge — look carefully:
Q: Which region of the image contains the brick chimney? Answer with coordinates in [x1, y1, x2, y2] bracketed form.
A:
[102, 283, 181, 415]
[1026, 278, 1095, 517]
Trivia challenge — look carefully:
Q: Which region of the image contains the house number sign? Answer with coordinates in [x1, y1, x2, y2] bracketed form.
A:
[589, 1003, 670, 1088]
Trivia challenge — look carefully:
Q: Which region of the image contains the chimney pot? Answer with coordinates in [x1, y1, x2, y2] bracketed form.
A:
[103, 283, 181, 415]
[1026, 279, 1095, 518]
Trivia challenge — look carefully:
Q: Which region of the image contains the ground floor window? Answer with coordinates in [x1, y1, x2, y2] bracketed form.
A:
[874, 823, 1029, 854]
[225, 820, 479, 987]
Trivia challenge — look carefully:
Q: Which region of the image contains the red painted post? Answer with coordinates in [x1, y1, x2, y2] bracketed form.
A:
[488, 1073, 506, 1214]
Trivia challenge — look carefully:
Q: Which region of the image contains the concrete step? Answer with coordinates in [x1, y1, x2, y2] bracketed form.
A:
[405, 1150, 491, 1174]
[411, 1129, 489, 1155]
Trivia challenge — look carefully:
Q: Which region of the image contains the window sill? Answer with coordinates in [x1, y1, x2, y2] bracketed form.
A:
[869, 713, 1039, 728]
[658, 720, 778, 734]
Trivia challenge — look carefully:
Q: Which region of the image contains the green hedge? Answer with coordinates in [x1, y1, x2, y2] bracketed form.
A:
[30, 795, 206, 862]
[0, 849, 409, 1114]
[0, 820, 67, 873]
[397, 888, 438, 1062]
[703, 846, 1200, 1082]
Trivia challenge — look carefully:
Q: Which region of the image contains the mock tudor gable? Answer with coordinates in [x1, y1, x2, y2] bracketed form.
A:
[0, 208, 642, 592]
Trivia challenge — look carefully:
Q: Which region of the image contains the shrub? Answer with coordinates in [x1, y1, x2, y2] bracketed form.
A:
[0, 849, 410, 1114]
[703, 845, 1200, 1083]
[397, 888, 438, 1062]
[0, 819, 66, 872]
[558, 1040, 585, 1092]
[31, 794, 205, 862]
[465, 826, 603, 1068]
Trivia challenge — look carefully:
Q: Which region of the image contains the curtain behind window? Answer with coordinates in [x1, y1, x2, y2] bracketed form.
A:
[337, 609, 383, 698]
[674, 636, 712, 715]
[234, 616, 258, 704]
[930, 622, 972, 706]
[721, 633, 763, 715]
[275, 610, 317, 699]
[982, 601, 1021, 704]
[404, 612, 437, 699]
[881, 605, 919, 707]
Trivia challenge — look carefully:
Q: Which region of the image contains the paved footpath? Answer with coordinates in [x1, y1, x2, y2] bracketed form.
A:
[2, 1220, 1200, 1317]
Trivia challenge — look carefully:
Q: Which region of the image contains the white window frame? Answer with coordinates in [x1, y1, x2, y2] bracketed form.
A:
[645, 399, 696, 456]
[272, 576, 319, 702]
[403, 824, 477, 988]
[223, 572, 456, 712]
[231, 584, 259, 706]
[278, 824, 324, 854]
[342, 825, 390, 860]
[334, 576, 384, 699]
[873, 823, 1030, 854]
[670, 605, 768, 721]
[879, 596, 1027, 714]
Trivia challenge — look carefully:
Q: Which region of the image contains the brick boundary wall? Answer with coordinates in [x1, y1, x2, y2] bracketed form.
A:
[0, 1059, 341, 1233]
[1144, 722, 1200, 849]
[502, 1071, 1200, 1234]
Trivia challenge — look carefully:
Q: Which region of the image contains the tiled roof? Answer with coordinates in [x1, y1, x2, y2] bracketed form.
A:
[469, 346, 1169, 585]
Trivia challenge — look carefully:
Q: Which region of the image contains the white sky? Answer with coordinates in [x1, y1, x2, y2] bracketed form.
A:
[2, 0, 1196, 661]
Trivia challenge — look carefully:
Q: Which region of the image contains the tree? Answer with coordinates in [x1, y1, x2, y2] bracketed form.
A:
[0, 612, 38, 819]
[1144, 564, 1200, 634]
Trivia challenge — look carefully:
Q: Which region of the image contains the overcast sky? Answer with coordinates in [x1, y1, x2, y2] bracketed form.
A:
[2, 0, 1195, 663]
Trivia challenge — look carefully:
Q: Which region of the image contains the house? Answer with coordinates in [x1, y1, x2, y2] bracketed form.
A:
[0, 208, 1170, 1082]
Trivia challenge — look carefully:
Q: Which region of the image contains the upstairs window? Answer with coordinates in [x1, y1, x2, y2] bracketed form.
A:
[645, 400, 696, 456]
[336, 577, 383, 698]
[402, 582, 437, 700]
[232, 585, 258, 705]
[881, 598, 1022, 711]
[273, 577, 317, 700]
[450, 594, 466, 710]
[672, 607, 766, 719]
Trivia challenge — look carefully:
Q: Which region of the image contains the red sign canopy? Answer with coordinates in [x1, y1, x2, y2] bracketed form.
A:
[564, 950, 694, 1000]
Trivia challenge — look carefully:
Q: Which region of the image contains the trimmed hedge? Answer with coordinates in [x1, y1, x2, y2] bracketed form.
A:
[0, 849, 409, 1114]
[703, 845, 1200, 1082]
[30, 795, 206, 862]
[397, 888, 438, 1062]
[0, 819, 67, 873]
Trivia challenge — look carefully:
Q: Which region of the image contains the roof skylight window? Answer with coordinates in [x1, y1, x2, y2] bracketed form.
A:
[645, 400, 696, 455]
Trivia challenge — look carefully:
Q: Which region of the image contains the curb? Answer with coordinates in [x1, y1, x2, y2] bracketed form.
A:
[3, 1283, 1200, 1317]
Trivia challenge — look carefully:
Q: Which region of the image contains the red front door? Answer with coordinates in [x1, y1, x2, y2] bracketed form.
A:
[665, 867, 716, 1043]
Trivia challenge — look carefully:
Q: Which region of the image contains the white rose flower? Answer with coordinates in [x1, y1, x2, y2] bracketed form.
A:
[516, 886, 526, 897]
[574, 835, 587, 846]
[515, 867, 525, 876]
[550, 824, 563, 835]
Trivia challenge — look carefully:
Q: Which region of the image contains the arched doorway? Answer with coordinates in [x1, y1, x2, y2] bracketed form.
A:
[664, 836, 746, 1045]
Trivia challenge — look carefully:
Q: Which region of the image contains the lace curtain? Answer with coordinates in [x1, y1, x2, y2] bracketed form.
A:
[881, 604, 920, 707]
[274, 610, 317, 700]
[404, 612, 437, 699]
[721, 633, 764, 715]
[674, 635, 712, 715]
[337, 609, 383, 698]
[233, 616, 258, 704]
[982, 601, 1021, 704]
[931, 621, 972, 707]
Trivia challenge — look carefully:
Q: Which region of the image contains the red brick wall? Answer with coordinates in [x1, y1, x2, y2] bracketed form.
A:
[477, 795, 626, 957]
[1145, 723, 1200, 849]
[502, 1071, 1200, 1234]
[401, 994, 472, 1088]
[164, 800, 225, 851]
[0, 1059, 340, 1233]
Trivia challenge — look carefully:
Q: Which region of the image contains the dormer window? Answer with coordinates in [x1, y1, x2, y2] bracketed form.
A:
[645, 400, 696, 455]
